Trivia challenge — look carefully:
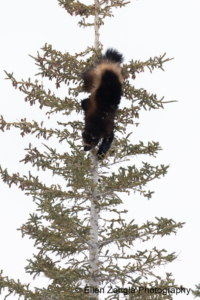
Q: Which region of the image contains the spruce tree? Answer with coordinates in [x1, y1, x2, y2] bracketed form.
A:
[0, 1, 184, 299]
[192, 285, 200, 298]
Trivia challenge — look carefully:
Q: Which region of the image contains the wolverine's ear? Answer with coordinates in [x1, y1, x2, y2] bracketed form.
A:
[84, 146, 93, 151]
[82, 69, 95, 93]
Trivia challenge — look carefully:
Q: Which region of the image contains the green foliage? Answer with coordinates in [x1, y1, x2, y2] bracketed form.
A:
[192, 284, 200, 298]
[57, 0, 131, 27]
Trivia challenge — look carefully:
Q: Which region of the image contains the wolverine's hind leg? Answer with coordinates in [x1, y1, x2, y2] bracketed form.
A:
[81, 98, 90, 111]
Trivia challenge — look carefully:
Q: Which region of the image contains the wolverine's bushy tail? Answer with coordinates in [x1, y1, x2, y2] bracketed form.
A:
[102, 48, 124, 64]
[82, 48, 124, 93]
[95, 48, 124, 106]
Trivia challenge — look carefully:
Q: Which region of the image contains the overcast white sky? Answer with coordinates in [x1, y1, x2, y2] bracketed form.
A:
[0, 0, 200, 299]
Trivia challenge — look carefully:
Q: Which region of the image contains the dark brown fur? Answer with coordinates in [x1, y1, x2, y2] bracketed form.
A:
[81, 49, 124, 159]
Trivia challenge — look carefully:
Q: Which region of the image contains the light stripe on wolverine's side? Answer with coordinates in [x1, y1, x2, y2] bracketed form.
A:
[81, 48, 124, 160]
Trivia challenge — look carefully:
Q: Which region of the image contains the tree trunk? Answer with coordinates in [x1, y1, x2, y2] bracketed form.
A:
[88, 1, 100, 298]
